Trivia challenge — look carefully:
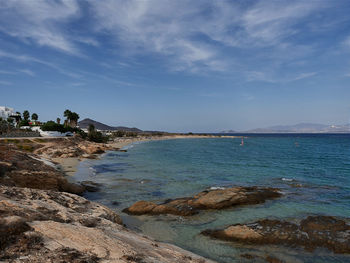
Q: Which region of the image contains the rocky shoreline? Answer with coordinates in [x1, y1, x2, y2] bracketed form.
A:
[202, 215, 350, 254]
[0, 137, 215, 263]
[1, 136, 349, 263]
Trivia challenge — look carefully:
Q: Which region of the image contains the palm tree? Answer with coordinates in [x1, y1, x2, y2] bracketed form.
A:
[23, 110, 30, 121]
[63, 109, 79, 127]
[64, 109, 72, 127]
[69, 112, 80, 127]
[31, 113, 38, 121]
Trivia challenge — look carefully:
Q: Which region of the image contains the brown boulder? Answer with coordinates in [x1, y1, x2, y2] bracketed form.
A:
[123, 186, 282, 216]
[202, 215, 350, 254]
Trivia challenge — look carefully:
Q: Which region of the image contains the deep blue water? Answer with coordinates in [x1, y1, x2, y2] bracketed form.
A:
[74, 135, 350, 263]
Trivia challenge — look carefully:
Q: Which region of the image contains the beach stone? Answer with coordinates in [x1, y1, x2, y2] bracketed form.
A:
[202, 215, 350, 254]
[123, 186, 282, 216]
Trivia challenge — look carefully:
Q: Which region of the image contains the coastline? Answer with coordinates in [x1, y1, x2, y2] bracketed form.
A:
[1, 135, 349, 262]
[0, 135, 223, 262]
[56, 134, 238, 178]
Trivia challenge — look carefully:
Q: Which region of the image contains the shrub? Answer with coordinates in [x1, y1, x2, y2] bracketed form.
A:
[87, 124, 108, 143]
[125, 131, 138, 137]
[41, 121, 66, 132]
[19, 120, 30, 127]
[113, 130, 126, 137]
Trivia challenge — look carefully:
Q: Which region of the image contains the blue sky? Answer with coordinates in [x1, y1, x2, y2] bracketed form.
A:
[0, 0, 350, 132]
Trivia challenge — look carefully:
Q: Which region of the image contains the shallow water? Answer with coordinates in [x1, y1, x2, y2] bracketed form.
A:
[74, 135, 350, 262]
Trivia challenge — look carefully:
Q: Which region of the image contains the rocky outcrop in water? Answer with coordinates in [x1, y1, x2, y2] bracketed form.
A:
[202, 216, 350, 254]
[123, 186, 282, 216]
[0, 138, 215, 263]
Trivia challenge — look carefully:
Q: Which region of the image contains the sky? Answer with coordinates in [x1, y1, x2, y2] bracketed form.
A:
[0, 0, 350, 132]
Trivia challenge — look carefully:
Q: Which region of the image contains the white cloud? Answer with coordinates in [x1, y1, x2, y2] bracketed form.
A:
[0, 70, 16, 75]
[86, 0, 324, 72]
[0, 0, 81, 54]
[291, 72, 317, 81]
[0, 0, 330, 74]
[18, 69, 35, 77]
[0, 50, 82, 79]
[0, 80, 12, 86]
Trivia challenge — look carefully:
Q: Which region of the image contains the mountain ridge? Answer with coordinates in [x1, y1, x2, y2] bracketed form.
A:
[222, 123, 350, 133]
[78, 118, 142, 132]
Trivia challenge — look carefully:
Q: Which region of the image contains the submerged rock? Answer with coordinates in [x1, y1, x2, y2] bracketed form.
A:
[80, 180, 102, 192]
[202, 216, 350, 254]
[123, 186, 282, 216]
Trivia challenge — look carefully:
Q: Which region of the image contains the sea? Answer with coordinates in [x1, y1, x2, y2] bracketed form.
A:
[74, 134, 350, 263]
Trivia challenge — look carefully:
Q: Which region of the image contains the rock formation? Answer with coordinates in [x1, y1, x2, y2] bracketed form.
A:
[123, 186, 282, 216]
[0, 186, 214, 262]
[202, 216, 350, 254]
[0, 144, 84, 195]
[0, 138, 215, 262]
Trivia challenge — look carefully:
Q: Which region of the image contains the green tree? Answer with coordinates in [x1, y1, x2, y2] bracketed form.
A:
[57, 117, 61, 124]
[87, 124, 107, 143]
[31, 113, 38, 121]
[23, 110, 30, 121]
[69, 112, 80, 127]
[7, 117, 14, 124]
[64, 109, 72, 126]
[63, 109, 79, 127]
[16, 112, 22, 120]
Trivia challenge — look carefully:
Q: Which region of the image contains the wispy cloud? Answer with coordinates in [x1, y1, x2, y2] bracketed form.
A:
[18, 69, 35, 77]
[0, 70, 16, 75]
[245, 70, 317, 83]
[0, 80, 12, 86]
[0, 0, 81, 54]
[86, 0, 327, 73]
[291, 72, 317, 81]
[0, 0, 339, 76]
[0, 49, 82, 79]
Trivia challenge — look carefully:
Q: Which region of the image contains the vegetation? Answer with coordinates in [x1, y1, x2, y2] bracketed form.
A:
[19, 119, 30, 127]
[87, 124, 108, 143]
[64, 109, 80, 127]
[41, 120, 87, 139]
[41, 121, 67, 133]
[31, 113, 38, 121]
[7, 117, 14, 124]
[111, 130, 139, 138]
[0, 118, 14, 134]
[23, 110, 30, 121]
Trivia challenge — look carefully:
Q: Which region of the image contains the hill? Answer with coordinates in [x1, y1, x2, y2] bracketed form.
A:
[78, 118, 142, 132]
[223, 123, 350, 133]
[246, 123, 349, 133]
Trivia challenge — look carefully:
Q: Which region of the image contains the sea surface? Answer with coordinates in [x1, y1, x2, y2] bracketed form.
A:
[74, 134, 350, 263]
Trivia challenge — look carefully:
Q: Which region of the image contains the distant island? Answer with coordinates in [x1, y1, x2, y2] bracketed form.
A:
[222, 123, 350, 134]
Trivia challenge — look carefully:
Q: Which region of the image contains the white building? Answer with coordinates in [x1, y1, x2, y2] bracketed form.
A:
[0, 106, 15, 120]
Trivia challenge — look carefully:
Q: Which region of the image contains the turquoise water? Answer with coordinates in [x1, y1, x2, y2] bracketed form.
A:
[75, 135, 350, 262]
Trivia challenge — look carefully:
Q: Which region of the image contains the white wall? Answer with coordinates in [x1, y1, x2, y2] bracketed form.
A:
[0, 106, 15, 119]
